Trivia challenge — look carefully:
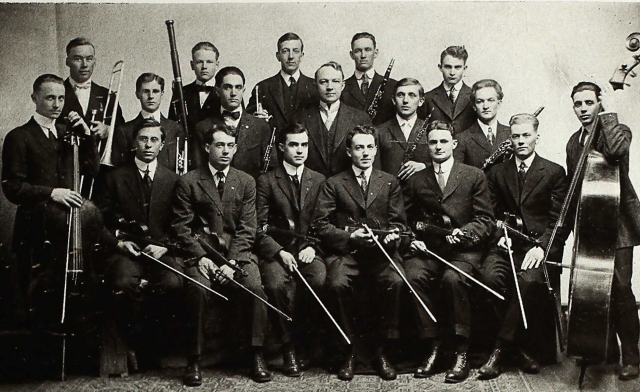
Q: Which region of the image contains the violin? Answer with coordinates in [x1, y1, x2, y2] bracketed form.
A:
[192, 227, 248, 278]
[495, 213, 542, 247]
[258, 219, 320, 246]
[343, 217, 413, 238]
[412, 214, 479, 246]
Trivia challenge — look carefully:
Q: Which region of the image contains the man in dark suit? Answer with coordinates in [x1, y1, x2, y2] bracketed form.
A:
[194, 67, 275, 179]
[377, 78, 429, 180]
[565, 82, 640, 380]
[2, 74, 99, 312]
[417, 46, 475, 135]
[341, 32, 396, 126]
[112, 73, 184, 171]
[94, 120, 183, 369]
[256, 123, 326, 377]
[312, 126, 405, 381]
[246, 33, 318, 136]
[295, 62, 372, 178]
[454, 79, 510, 169]
[172, 124, 270, 385]
[478, 114, 568, 379]
[403, 120, 494, 383]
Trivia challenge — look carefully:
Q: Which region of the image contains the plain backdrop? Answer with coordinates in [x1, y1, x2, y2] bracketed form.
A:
[1, 2, 640, 302]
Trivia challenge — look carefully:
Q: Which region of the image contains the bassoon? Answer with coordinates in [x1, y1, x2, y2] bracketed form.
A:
[166, 20, 190, 175]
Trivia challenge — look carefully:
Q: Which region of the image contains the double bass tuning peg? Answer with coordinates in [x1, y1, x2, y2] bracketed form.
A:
[625, 32, 640, 52]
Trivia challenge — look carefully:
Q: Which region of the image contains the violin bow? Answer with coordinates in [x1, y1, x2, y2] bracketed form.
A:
[502, 227, 528, 329]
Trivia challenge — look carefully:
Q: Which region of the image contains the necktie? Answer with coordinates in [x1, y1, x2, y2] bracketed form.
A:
[358, 171, 368, 200]
[360, 75, 369, 97]
[142, 167, 152, 207]
[322, 104, 334, 130]
[487, 127, 495, 146]
[46, 127, 57, 141]
[289, 76, 296, 89]
[216, 171, 225, 198]
[291, 173, 301, 206]
[579, 129, 589, 147]
[448, 86, 456, 104]
[518, 161, 527, 194]
[436, 167, 446, 192]
[222, 110, 241, 120]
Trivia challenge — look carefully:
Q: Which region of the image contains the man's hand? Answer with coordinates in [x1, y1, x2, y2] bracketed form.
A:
[382, 228, 400, 245]
[298, 247, 316, 264]
[197, 257, 218, 280]
[141, 244, 168, 259]
[90, 121, 109, 140]
[398, 161, 426, 181]
[497, 236, 513, 252]
[598, 80, 624, 114]
[410, 240, 428, 254]
[521, 246, 545, 270]
[67, 111, 91, 136]
[253, 109, 271, 121]
[217, 265, 235, 284]
[279, 249, 298, 271]
[51, 188, 83, 208]
[446, 228, 464, 245]
[117, 240, 141, 257]
[350, 228, 375, 247]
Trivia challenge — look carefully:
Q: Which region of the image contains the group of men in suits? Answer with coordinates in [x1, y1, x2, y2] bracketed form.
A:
[2, 30, 640, 387]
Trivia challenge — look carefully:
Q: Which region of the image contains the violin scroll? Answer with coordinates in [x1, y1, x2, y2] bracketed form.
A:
[609, 32, 640, 91]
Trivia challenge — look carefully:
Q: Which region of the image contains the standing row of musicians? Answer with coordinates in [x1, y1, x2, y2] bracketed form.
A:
[2, 32, 639, 387]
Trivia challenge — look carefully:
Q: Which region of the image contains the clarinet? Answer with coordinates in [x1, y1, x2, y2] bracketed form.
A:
[262, 127, 277, 174]
[402, 107, 434, 163]
[366, 58, 395, 119]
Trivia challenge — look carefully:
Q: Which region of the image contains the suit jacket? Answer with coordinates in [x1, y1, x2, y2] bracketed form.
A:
[2, 118, 99, 251]
[566, 113, 640, 248]
[377, 117, 429, 176]
[246, 72, 318, 133]
[168, 81, 222, 136]
[454, 121, 510, 169]
[172, 166, 257, 264]
[94, 163, 180, 250]
[487, 154, 569, 255]
[311, 168, 406, 256]
[60, 79, 125, 130]
[295, 103, 372, 178]
[403, 160, 494, 266]
[417, 82, 475, 135]
[194, 111, 275, 179]
[341, 72, 397, 126]
[111, 113, 185, 170]
[255, 165, 326, 259]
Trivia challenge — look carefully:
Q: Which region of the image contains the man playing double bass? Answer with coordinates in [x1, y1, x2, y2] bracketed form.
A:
[566, 82, 640, 380]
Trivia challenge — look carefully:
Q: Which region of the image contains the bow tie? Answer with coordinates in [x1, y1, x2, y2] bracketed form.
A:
[74, 84, 91, 90]
[222, 110, 241, 120]
[195, 84, 215, 93]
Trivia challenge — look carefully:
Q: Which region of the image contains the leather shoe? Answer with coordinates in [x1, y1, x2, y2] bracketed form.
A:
[127, 351, 139, 373]
[445, 351, 469, 383]
[338, 353, 355, 381]
[183, 363, 202, 387]
[414, 342, 441, 378]
[478, 348, 503, 380]
[518, 349, 539, 374]
[251, 352, 272, 383]
[619, 364, 640, 380]
[282, 346, 301, 377]
[376, 354, 397, 380]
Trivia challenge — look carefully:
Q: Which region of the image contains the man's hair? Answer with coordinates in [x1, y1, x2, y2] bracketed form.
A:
[204, 123, 237, 145]
[351, 32, 376, 48]
[346, 125, 378, 148]
[66, 37, 95, 56]
[394, 78, 424, 98]
[215, 66, 245, 87]
[428, 120, 455, 138]
[571, 81, 601, 100]
[440, 46, 468, 64]
[278, 122, 308, 145]
[315, 61, 344, 81]
[509, 113, 539, 131]
[471, 79, 503, 101]
[132, 118, 166, 142]
[33, 74, 64, 93]
[136, 73, 165, 93]
[277, 32, 304, 52]
[191, 42, 220, 60]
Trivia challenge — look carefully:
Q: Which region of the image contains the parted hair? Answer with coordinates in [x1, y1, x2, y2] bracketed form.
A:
[394, 78, 424, 97]
[351, 32, 376, 48]
[278, 32, 304, 52]
[471, 79, 503, 101]
[66, 37, 95, 55]
[204, 123, 237, 144]
[428, 120, 455, 138]
[191, 42, 220, 59]
[346, 125, 378, 148]
[571, 81, 601, 100]
[33, 74, 64, 93]
[277, 122, 308, 145]
[510, 113, 539, 131]
[136, 73, 165, 93]
[440, 46, 468, 64]
[215, 66, 245, 87]
[315, 61, 344, 81]
[133, 118, 166, 142]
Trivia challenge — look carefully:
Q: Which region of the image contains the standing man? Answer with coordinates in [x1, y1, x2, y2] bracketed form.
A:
[312, 126, 405, 381]
[403, 120, 493, 383]
[478, 114, 568, 379]
[565, 82, 640, 380]
[256, 123, 327, 377]
[454, 79, 510, 169]
[194, 67, 274, 179]
[296, 62, 372, 178]
[172, 124, 271, 385]
[418, 46, 475, 135]
[247, 33, 318, 135]
[341, 32, 397, 126]
[112, 73, 184, 170]
[377, 78, 429, 180]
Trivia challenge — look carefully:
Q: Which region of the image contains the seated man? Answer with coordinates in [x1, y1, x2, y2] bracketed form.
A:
[256, 123, 327, 376]
[312, 125, 405, 381]
[403, 120, 494, 383]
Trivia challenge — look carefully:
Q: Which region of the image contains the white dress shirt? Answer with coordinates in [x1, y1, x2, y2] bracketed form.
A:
[209, 163, 230, 187]
[396, 113, 418, 141]
[352, 165, 372, 187]
[280, 70, 301, 87]
[443, 80, 464, 102]
[196, 80, 216, 108]
[432, 156, 455, 187]
[33, 112, 58, 139]
[283, 160, 304, 179]
[69, 78, 92, 115]
[354, 68, 376, 89]
[221, 106, 243, 128]
[135, 157, 158, 181]
[515, 152, 536, 173]
[141, 109, 161, 123]
[320, 100, 340, 129]
[477, 118, 499, 140]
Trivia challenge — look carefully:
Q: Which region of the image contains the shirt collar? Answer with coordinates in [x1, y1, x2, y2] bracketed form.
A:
[69, 77, 92, 90]
[280, 70, 301, 84]
[352, 165, 373, 180]
[141, 109, 161, 122]
[515, 152, 536, 170]
[396, 113, 418, 129]
[354, 68, 376, 81]
[208, 162, 230, 179]
[477, 118, 498, 136]
[134, 157, 158, 180]
[220, 106, 243, 116]
[282, 160, 304, 177]
[320, 100, 340, 113]
[433, 156, 454, 173]
[443, 80, 464, 93]
[196, 79, 216, 88]
[33, 112, 56, 129]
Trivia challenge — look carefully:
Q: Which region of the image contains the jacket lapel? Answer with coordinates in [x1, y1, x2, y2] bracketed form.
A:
[123, 165, 146, 213]
[442, 161, 462, 201]
[235, 113, 252, 151]
[470, 124, 492, 153]
[452, 83, 470, 120]
[504, 159, 520, 205]
[345, 77, 366, 107]
[342, 171, 366, 210]
[197, 168, 223, 216]
[425, 165, 444, 197]
[221, 168, 239, 206]
[307, 110, 328, 166]
[432, 84, 453, 119]
[295, 74, 313, 112]
[64, 79, 84, 118]
[29, 118, 59, 161]
[267, 74, 286, 117]
[365, 170, 383, 209]
[88, 81, 106, 119]
[332, 105, 349, 154]
[299, 168, 313, 212]
[275, 167, 298, 211]
[366, 73, 383, 106]
[388, 117, 408, 145]
[520, 155, 545, 203]
[407, 118, 426, 144]
[149, 166, 169, 222]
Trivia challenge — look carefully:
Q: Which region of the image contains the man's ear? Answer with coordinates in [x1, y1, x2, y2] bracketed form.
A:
[278, 143, 284, 153]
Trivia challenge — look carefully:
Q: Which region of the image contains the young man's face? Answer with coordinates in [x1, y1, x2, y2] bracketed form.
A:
[350, 37, 378, 72]
[510, 123, 538, 161]
[66, 44, 96, 84]
[393, 84, 424, 119]
[428, 129, 457, 164]
[32, 82, 65, 119]
[473, 86, 501, 123]
[279, 132, 309, 167]
[276, 39, 304, 75]
[135, 126, 164, 163]
[572, 90, 601, 127]
[217, 74, 245, 111]
[347, 133, 377, 170]
[191, 49, 219, 83]
[438, 55, 467, 87]
[136, 80, 163, 113]
[316, 66, 344, 105]
[205, 131, 237, 171]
